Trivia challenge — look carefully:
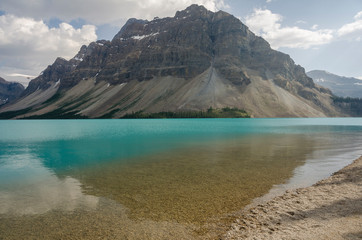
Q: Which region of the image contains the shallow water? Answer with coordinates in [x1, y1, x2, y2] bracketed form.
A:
[1, 118, 362, 239]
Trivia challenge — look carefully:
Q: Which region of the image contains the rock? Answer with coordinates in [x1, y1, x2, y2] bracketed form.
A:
[0, 77, 24, 105]
[287, 211, 295, 216]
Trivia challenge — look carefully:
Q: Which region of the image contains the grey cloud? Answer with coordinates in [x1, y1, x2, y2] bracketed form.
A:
[0, 0, 228, 25]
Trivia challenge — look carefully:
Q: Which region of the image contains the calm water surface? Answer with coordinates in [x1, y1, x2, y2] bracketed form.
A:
[0, 118, 362, 239]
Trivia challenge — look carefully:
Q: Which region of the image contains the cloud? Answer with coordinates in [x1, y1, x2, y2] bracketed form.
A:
[311, 24, 319, 30]
[6, 73, 37, 78]
[355, 11, 362, 20]
[0, 0, 228, 25]
[245, 9, 333, 49]
[0, 14, 97, 84]
[337, 11, 362, 39]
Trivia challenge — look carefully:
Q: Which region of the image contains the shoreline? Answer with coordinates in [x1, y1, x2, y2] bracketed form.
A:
[223, 156, 362, 240]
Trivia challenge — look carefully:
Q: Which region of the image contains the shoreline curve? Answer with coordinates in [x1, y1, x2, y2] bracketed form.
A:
[223, 156, 362, 240]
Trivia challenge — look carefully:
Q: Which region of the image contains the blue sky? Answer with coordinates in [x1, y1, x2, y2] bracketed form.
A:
[0, 0, 361, 85]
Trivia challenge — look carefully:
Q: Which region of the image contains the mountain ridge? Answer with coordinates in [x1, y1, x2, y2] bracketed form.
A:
[0, 4, 346, 118]
[307, 70, 362, 98]
[0, 77, 24, 106]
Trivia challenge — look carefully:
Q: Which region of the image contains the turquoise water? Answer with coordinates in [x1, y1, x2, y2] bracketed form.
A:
[1, 118, 362, 218]
[1, 118, 361, 167]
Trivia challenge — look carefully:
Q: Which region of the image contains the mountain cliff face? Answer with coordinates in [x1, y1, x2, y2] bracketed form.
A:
[0, 77, 24, 106]
[307, 70, 362, 98]
[0, 5, 345, 118]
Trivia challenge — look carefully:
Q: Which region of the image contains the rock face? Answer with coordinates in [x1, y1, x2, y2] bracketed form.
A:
[307, 70, 362, 98]
[22, 40, 108, 95]
[0, 77, 24, 106]
[0, 5, 345, 118]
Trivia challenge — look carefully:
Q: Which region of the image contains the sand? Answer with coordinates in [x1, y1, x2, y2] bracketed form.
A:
[224, 156, 362, 240]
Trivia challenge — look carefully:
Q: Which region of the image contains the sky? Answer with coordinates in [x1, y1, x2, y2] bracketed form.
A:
[0, 0, 361, 86]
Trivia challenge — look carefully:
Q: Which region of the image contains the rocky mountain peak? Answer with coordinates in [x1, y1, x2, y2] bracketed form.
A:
[2, 4, 345, 119]
[26, 4, 269, 93]
[20, 4, 318, 97]
[175, 4, 212, 18]
[113, 18, 149, 41]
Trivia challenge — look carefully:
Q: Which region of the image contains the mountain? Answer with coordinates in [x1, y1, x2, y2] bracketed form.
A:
[307, 70, 362, 98]
[0, 5, 345, 118]
[0, 77, 24, 106]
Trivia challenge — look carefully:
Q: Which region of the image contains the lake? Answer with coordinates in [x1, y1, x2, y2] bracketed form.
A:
[1, 118, 362, 239]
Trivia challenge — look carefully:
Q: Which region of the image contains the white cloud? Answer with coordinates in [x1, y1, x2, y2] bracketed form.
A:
[0, 14, 97, 84]
[337, 11, 362, 39]
[245, 9, 333, 49]
[354, 11, 362, 20]
[311, 24, 319, 30]
[6, 73, 36, 78]
[0, 0, 228, 25]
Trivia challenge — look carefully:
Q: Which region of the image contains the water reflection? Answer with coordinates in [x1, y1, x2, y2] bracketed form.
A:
[71, 134, 314, 226]
[0, 149, 98, 215]
[0, 148, 198, 239]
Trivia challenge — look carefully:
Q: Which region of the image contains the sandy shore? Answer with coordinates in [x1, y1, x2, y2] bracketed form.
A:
[223, 156, 362, 240]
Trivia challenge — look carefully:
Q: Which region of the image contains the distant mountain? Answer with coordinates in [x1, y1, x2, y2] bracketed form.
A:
[0, 77, 24, 106]
[307, 70, 362, 98]
[0, 5, 346, 118]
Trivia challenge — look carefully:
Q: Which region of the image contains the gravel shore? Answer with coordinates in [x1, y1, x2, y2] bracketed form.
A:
[223, 156, 362, 240]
